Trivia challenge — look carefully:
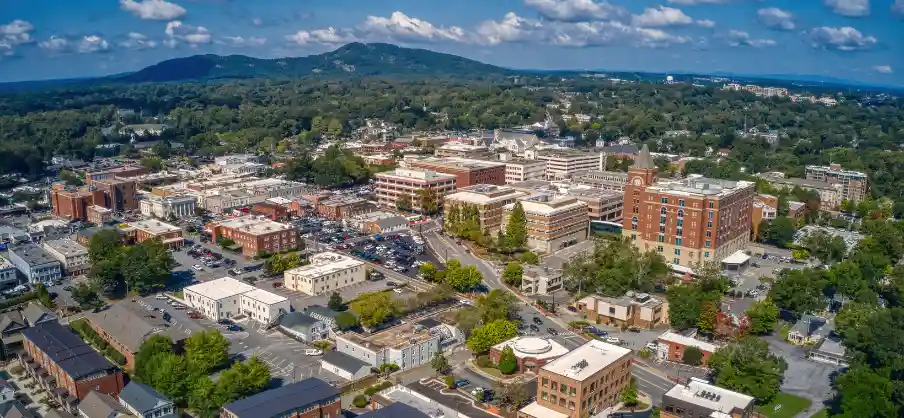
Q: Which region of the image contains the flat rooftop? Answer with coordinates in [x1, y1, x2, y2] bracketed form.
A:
[10, 244, 60, 266]
[343, 321, 438, 350]
[664, 377, 754, 414]
[406, 156, 504, 170]
[444, 185, 527, 205]
[212, 216, 292, 235]
[757, 173, 836, 190]
[506, 194, 587, 217]
[519, 401, 569, 418]
[284, 252, 364, 279]
[184, 277, 255, 301]
[375, 168, 456, 183]
[541, 340, 632, 381]
[129, 220, 182, 235]
[492, 336, 570, 361]
[242, 288, 288, 305]
[651, 174, 754, 198]
[657, 331, 720, 353]
[43, 239, 87, 257]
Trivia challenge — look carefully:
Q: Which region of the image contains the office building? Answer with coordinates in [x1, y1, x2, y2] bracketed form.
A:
[85, 165, 149, 186]
[139, 195, 196, 219]
[805, 164, 869, 204]
[283, 252, 367, 296]
[623, 145, 755, 271]
[566, 188, 624, 223]
[0, 256, 19, 290]
[751, 195, 778, 238]
[125, 219, 184, 248]
[503, 194, 589, 254]
[574, 170, 628, 192]
[91, 179, 139, 212]
[405, 156, 506, 188]
[183, 277, 289, 324]
[42, 239, 89, 277]
[519, 340, 633, 418]
[443, 185, 528, 234]
[205, 216, 298, 257]
[434, 143, 495, 159]
[660, 377, 754, 418]
[336, 317, 459, 370]
[521, 265, 564, 296]
[534, 150, 603, 181]
[8, 243, 62, 284]
[500, 156, 547, 184]
[578, 293, 666, 329]
[86, 205, 112, 225]
[19, 322, 125, 414]
[51, 181, 138, 221]
[84, 300, 190, 369]
[374, 168, 457, 212]
[315, 195, 374, 220]
[221, 378, 340, 418]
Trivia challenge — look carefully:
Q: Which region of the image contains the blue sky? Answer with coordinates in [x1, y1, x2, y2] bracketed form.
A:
[1, 0, 903, 85]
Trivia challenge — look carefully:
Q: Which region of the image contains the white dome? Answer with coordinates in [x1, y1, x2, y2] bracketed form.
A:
[513, 337, 553, 355]
[666, 76, 674, 82]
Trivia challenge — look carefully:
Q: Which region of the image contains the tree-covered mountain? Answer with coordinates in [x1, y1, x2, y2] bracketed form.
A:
[113, 42, 513, 82]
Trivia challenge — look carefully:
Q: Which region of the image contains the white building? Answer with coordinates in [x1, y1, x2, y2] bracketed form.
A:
[7, 243, 62, 284]
[220, 162, 267, 176]
[183, 277, 289, 324]
[500, 155, 547, 184]
[41, 238, 90, 276]
[534, 150, 604, 181]
[521, 265, 564, 296]
[139, 195, 197, 219]
[0, 256, 18, 289]
[214, 154, 260, 166]
[283, 252, 366, 296]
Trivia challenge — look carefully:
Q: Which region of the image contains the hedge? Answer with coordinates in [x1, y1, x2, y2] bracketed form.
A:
[0, 292, 38, 310]
[70, 319, 126, 365]
[353, 395, 368, 408]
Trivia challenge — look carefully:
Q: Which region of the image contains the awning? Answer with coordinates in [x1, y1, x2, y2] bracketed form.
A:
[669, 264, 695, 276]
[721, 250, 750, 265]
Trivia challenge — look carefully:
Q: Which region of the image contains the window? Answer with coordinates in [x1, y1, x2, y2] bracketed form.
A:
[709, 201, 715, 208]
[704, 251, 710, 258]
[708, 211, 714, 219]
[673, 258, 679, 265]
[659, 216, 666, 224]
[676, 219, 683, 227]
[705, 241, 711, 248]
[609, 307, 616, 314]
[542, 377, 548, 387]
[657, 246, 663, 253]
[541, 391, 548, 400]
[707, 221, 713, 228]
[560, 384, 568, 394]
[677, 209, 684, 218]
[661, 197, 668, 204]
[678, 200, 685, 207]
[657, 234, 664, 243]
[674, 249, 681, 255]
[676, 238, 683, 246]
[676, 228, 683, 236]
[706, 231, 711, 237]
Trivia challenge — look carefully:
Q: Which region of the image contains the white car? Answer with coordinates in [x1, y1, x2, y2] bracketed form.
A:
[154, 294, 167, 300]
[470, 388, 484, 396]
[645, 342, 659, 351]
[192, 264, 204, 271]
[393, 288, 403, 294]
[605, 337, 624, 345]
[304, 349, 323, 356]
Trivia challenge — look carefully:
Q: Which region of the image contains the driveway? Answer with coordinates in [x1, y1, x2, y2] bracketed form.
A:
[765, 337, 840, 416]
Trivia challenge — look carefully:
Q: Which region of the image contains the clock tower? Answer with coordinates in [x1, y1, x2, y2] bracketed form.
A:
[622, 144, 657, 237]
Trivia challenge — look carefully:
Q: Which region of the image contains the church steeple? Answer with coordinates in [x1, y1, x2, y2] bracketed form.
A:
[632, 144, 655, 170]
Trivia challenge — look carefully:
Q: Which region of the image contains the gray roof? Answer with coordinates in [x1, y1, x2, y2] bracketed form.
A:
[85, 301, 189, 354]
[374, 216, 408, 230]
[278, 312, 321, 332]
[812, 336, 847, 358]
[0, 311, 26, 334]
[631, 144, 655, 169]
[790, 315, 827, 337]
[22, 303, 56, 327]
[304, 305, 340, 320]
[357, 402, 430, 418]
[321, 351, 371, 374]
[78, 390, 128, 418]
[598, 144, 640, 155]
[21, 322, 117, 380]
[9, 244, 60, 267]
[222, 378, 339, 418]
[0, 400, 36, 418]
[119, 381, 172, 415]
[416, 318, 441, 329]
[43, 410, 76, 418]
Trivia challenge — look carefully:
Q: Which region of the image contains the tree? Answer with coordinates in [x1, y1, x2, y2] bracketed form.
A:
[769, 268, 827, 318]
[834, 302, 877, 339]
[216, 357, 272, 403]
[353, 395, 368, 408]
[505, 202, 528, 250]
[621, 380, 639, 408]
[140, 156, 164, 172]
[763, 216, 796, 247]
[709, 337, 788, 402]
[350, 291, 398, 328]
[34, 283, 54, 309]
[59, 170, 83, 186]
[802, 230, 848, 264]
[745, 299, 780, 334]
[444, 264, 482, 292]
[431, 352, 451, 375]
[415, 188, 439, 214]
[121, 238, 176, 294]
[149, 353, 189, 404]
[475, 289, 517, 323]
[444, 375, 456, 389]
[264, 252, 303, 275]
[467, 320, 518, 353]
[70, 282, 102, 310]
[88, 229, 122, 264]
[696, 301, 717, 335]
[396, 193, 413, 211]
[682, 346, 703, 366]
[497, 345, 518, 374]
[520, 251, 539, 265]
[334, 311, 359, 330]
[379, 363, 400, 376]
[134, 335, 174, 381]
[185, 330, 230, 375]
[455, 307, 483, 337]
[419, 262, 439, 282]
[188, 377, 222, 418]
[502, 263, 524, 287]
[494, 380, 530, 409]
[327, 292, 344, 311]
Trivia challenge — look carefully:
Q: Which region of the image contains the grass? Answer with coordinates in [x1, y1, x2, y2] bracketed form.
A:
[779, 323, 792, 340]
[174, 290, 184, 299]
[810, 408, 829, 418]
[755, 393, 812, 418]
[476, 364, 505, 378]
[619, 401, 649, 411]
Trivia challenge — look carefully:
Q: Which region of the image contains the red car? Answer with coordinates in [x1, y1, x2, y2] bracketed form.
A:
[188, 312, 203, 319]
[272, 282, 283, 288]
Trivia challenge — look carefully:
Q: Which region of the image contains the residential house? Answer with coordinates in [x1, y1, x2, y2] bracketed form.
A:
[77, 390, 131, 418]
[302, 305, 342, 330]
[118, 381, 176, 418]
[655, 331, 719, 366]
[277, 312, 328, 342]
[787, 315, 829, 346]
[0, 401, 36, 418]
[320, 351, 372, 381]
[0, 303, 57, 356]
[578, 292, 666, 329]
[808, 335, 849, 367]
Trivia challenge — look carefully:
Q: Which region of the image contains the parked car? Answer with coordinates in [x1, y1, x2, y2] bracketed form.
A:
[386, 281, 397, 287]
[192, 264, 204, 271]
[605, 337, 624, 345]
[393, 288, 403, 294]
[188, 312, 203, 319]
[272, 282, 283, 288]
[154, 294, 167, 300]
[645, 342, 659, 351]
[455, 379, 470, 388]
[304, 349, 323, 356]
[532, 317, 543, 325]
[226, 324, 242, 331]
[547, 327, 558, 336]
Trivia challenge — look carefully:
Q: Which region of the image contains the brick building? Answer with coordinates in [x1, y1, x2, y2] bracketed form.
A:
[751, 194, 779, 239]
[86, 205, 113, 225]
[206, 216, 298, 257]
[375, 168, 457, 212]
[51, 180, 138, 221]
[655, 331, 719, 366]
[503, 194, 589, 254]
[85, 165, 149, 186]
[126, 219, 184, 248]
[251, 202, 289, 221]
[577, 293, 667, 329]
[92, 179, 139, 212]
[405, 156, 506, 188]
[805, 163, 869, 204]
[85, 300, 189, 369]
[315, 195, 373, 220]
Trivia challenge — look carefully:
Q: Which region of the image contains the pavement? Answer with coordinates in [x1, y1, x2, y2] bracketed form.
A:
[764, 336, 840, 417]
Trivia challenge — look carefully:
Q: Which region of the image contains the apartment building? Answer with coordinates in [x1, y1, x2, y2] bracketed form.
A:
[521, 265, 564, 296]
[374, 168, 457, 212]
[19, 322, 125, 414]
[126, 219, 184, 248]
[335, 318, 457, 370]
[578, 293, 666, 329]
[503, 194, 589, 254]
[183, 277, 289, 324]
[660, 377, 755, 418]
[655, 331, 719, 366]
[283, 252, 366, 296]
[405, 156, 506, 187]
[86, 205, 113, 225]
[8, 243, 62, 284]
[500, 156, 548, 184]
[443, 185, 528, 233]
[623, 145, 754, 270]
[42, 239, 89, 276]
[139, 194, 196, 219]
[205, 216, 298, 257]
[315, 195, 373, 220]
[751, 194, 779, 238]
[0, 256, 18, 290]
[519, 340, 633, 418]
[756, 172, 843, 210]
[574, 170, 628, 192]
[434, 143, 495, 159]
[805, 164, 869, 204]
[566, 188, 624, 223]
[92, 179, 139, 212]
[221, 378, 340, 418]
[534, 150, 603, 181]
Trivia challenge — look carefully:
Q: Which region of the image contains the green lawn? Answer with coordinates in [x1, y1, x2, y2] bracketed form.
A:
[810, 408, 829, 418]
[475, 365, 505, 378]
[756, 393, 812, 418]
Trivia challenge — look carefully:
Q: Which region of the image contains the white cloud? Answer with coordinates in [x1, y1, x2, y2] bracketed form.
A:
[359, 11, 468, 43]
[0, 20, 34, 52]
[806, 26, 876, 51]
[120, 0, 187, 21]
[757, 8, 795, 30]
[552, 21, 690, 48]
[696, 19, 716, 28]
[873, 65, 893, 74]
[219, 36, 266, 47]
[285, 27, 359, 45]
[727, 30, 776, 47]
[631, 6, 693, 27]
[39, 35, 110, 53]
[893, 0, 904, 15]
[165, 20, 211, 47]
[824, 0, 870, 16]
[667, 0, 730, 4]
[119, 32, 158, 50]
[523, 0, 627, 22]
[475, 12, 546, 45]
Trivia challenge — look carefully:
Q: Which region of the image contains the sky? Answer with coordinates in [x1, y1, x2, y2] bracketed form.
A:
[1, 0, 903, 85]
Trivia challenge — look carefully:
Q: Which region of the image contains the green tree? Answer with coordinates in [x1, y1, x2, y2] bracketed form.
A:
[696, 300, 717, 335]
[149, 353, 189, 404]
[70, 282, 102, 310]
[502, 263, 524, 287]
[419, 262, 439, 282]
[431, 351, 451, 375]
[353, 395, 368, 408]
[59, 170, 83, 186]
[802, 230, 848, 264]
[682, 346, 703, 366]
[520, 251, 539, 265]
[497, 345, 518, 374]
[709, 337, 788, 402]
[444, 375, 456, 389]
[185, 330, 230, 375]
[621, 380, 639, 408]
[475, 289, 517, 323]
[88, 229, 122, 264]
[350, 291, 398, 328]
[444, 264, 482, 292]
[327, 118, 343, 138]
[455, 307, 483, 337]
[416, 188, 439, 214]
[140, 156, 164, 172]
[334, 311, 359, 330]
[769, 268, 827, 318]
[216, 357, 272, 403]
[505, 202, 528, 250]
[763, 216, 796, 247]
[34, 283, 54, 309]
[121, 238, 176, 294]
[134, 334, 174, 381]
[188, 377, 222, 418]
[396, 193, 413, 211]
[327, 292, 344, 311]
[467, 319, 518, 353]
[834, 302, 877, 339]
[745, 299, 780, 335]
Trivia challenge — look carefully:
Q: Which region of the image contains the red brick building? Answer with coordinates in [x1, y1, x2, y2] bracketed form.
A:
[221, 378, 340, 418]
[51, 179, 139, 221]
[127, 219, 184, 248]
[252, 203, 289, 221]
[655, 331, 718, 366]
[206, 216, 298, 257]
[406, 156, 506, 188]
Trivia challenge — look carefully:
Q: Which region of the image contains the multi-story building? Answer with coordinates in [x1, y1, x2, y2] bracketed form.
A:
[0, 256, 19, 290]
[623, 145, 754, 270]
[51, 180, 138, 221]
[655, 331, 719, 366]
[574, 170, 628, 192]
[805, 164, 869, 204]
[283, 252, 366, 296]
[8, 243, 62, 284]
[118, 381, 177, 418]
[125, 219, 184, 248]
[566, 188, 624, 223]
[19, 322, 125, 414]
[183, 277, 289, 324]
[315, 195, 373, 220]
[42, 239, 89, 277]
[139, 195, 196, 219]
[91, 179, 139, 212]
[375, 168, 457, 212]
[503, 194, 589, 254]
[85, 165, 149, 185]
[578, 293, 667, 329]
[751, 194, 779, 238]
[518, 340, 633, 418]
[500, 156, 548, 184]
[521, 265, 564, 296]
[434, 143, 495, 159]
[533, 150, 603, 181]
[205, 216, 298, 257]
[214, 154, 260, 166]
[335, 318, 457, 371]
[201, 178, 305, 213]
[86, 205, 113, 225]
[85, 300, 190, 369]
[443, 185, 528, 234]
[660, 377, 754, 418]
[405, 156, 506, 188]
[221, 378, 340, 418]
[756, 172, 843, 210]
[251, 202, 289, 221]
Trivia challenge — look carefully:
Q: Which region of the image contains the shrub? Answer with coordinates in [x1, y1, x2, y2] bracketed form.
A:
[353, 395, 368, 408]
[638, 348, 650, 359]
[497, 346, 518, 374]
[475, 355, 494, 368]
[682, 346, 703, 366]
[364, 381, 393, 396]
[444, 375, 456, 389]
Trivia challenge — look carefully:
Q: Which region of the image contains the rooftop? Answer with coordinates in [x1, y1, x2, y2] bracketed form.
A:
[0, 256, 12, 270]
[806, 165, 868, 178]
[541, 340, 631, 381]
[222, 378, 339, 418]
[128, 219, 182, 235]
[537, 149, 602, 159]
[79, 391, 128, 418]
[242, 288, 289, 305]
[492, 336, 570, 361]
[85, 300, 191, 353]
[375, 168, 457, 183]
[211, 216, 293, 235]
[664, 377, 754, 415]
[356, 402, 430, 418]
[405, 155, 505, 170]
[119, 381, 173, 414]
[506, 194, 588, 217]
[43, 239, 88, 258]
[657, 331, 720, 353]
[184, 277, 255, 301]
[444, 185, 527, 205]
[812, 336, 847, 357]
[651, 174, 755, 198]
[284, 252, 364, 280]
[519, 401, 570, 418]
[321, 350, 370, 374]
[10, 243, 60, 266]
[22, 322, 117, 380]
[342, 321, 439, 350]
[756, 173, 837, 190]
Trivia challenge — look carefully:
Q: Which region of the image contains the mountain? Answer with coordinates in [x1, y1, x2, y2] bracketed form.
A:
[113, 42, 513, 83]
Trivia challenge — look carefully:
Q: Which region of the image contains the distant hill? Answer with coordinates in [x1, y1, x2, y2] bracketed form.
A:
[112, 42, 513, 83]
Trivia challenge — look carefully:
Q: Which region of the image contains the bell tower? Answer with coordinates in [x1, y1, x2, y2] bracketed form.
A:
[622, 144, 658, 238]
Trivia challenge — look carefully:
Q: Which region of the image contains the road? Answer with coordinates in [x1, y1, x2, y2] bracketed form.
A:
[632, 364, 678, 406]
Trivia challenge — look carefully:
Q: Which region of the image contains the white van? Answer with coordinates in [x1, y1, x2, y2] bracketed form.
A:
[304, 349, 323, 356]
